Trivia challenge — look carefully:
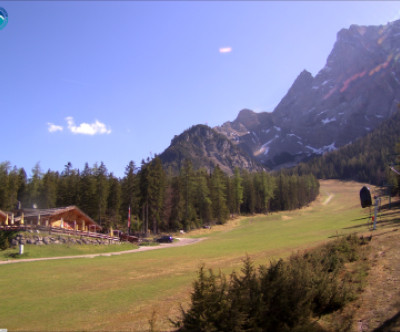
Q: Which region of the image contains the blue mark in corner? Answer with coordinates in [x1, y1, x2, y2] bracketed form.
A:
[0, 7, 8, 30]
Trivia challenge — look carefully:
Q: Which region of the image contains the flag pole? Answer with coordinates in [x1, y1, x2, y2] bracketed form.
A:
[128, 205, 131, 235]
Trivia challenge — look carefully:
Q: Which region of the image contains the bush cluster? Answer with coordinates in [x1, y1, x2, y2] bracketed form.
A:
[0, 230, 18, 250]
[173, 234, 369, 332]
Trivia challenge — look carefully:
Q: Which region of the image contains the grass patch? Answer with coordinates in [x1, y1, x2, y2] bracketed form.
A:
[0, 242, 138, 260]
[139, 241, 159, 247]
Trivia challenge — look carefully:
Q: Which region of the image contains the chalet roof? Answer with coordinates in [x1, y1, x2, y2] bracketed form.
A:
[21, 206, 100, 228]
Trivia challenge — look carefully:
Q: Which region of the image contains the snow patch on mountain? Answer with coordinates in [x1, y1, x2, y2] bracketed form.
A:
[259, 135, 280, 156]
[306, 142, 336, 154]
[322, 117, 336, 125]
[288, 133, 302, 140]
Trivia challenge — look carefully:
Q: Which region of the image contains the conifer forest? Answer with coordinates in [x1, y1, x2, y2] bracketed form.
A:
[0, 159, 319, 235]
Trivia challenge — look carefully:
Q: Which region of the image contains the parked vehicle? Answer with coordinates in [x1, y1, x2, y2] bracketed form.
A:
[156, 235, 173, 243]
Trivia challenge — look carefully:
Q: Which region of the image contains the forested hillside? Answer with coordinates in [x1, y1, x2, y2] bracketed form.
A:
[0, 159, 319, 234]
[158, 124, 265, 175]
[292, 110, 400, 194]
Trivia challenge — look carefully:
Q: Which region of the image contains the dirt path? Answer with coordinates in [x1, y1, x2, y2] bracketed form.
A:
[0, 237, 205, 265]
[323, 193, 335, 205]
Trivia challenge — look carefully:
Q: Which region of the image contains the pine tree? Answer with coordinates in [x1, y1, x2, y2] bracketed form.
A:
[168, 176, 184, 231]
[139, 159, 150, 236]
[193, 169, 212, 226]
[78, 163, 97, 220]
[93, 162, 109, 226]
[39, 170, 58, 208]
[106, 173, 122, 230]
[242, 170, 256, 214]
[0, 162, 10, 210]
[121, 161, 139, 230]
[17, 168, 27, 208]
[147, 157, 166, 234]
[26, 162, 42, 208]
[7, 167, 20, 211]
[57, 162, 79, 207]
[210, 166, 229, 224]
[232, 168, 244, 215]
[180, 160, 196, 230]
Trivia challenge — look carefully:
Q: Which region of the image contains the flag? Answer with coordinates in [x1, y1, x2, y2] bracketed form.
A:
[128, 206, 131, 229]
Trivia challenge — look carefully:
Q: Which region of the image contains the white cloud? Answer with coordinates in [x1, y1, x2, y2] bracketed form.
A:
[219, 47, 232, 53]
[47, 123, 63, 133]
[66, 116, 111, 135]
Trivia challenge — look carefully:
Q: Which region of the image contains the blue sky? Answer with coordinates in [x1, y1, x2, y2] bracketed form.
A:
[1, 1, 400, 178]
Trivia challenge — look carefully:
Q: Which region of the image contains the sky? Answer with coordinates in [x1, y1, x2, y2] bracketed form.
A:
[1, 1, 400, 178]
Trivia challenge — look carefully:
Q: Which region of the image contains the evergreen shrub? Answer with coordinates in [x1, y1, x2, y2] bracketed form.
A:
[173, 234, 370, 332]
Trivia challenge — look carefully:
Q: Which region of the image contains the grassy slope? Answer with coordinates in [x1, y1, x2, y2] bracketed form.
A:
[0, 180, 379, 331]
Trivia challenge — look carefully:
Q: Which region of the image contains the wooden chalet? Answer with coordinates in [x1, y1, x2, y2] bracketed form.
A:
[0, 206, 101, 232]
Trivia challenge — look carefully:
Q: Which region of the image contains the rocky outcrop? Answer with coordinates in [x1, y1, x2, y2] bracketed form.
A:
[158, 124, 266, 175]
[10, 232, 119, 246]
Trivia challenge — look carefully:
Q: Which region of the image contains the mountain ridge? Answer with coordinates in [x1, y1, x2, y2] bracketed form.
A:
[159, 19, 400, 174]
[216, 19, 400, 169]
[158, 124, 266, 175]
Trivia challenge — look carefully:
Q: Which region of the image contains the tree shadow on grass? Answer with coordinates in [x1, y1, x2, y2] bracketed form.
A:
[345, 199, 400, 231]
[343, 222, 372, 230]
[351, 216, 372, 222]
[4, 251, 29, 259]
[373, 310, 400, 331]
[381, 200, 400, 211]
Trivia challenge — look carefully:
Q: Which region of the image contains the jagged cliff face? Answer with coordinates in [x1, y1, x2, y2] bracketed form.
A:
[158, 125, 265, 175]
[216, 20, 400, 169]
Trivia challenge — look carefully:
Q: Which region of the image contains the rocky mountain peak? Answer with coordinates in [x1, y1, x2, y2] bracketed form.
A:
[235, 109, 260, 129]
[291, 70, 313, 91]
[215, 19, 400, 170]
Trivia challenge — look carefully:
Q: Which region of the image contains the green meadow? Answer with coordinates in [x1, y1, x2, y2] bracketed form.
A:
[0, 180, 378, 331]
[0, 243, 139, 260]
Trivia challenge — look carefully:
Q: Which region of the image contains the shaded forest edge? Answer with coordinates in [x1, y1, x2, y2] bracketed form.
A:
[0, 159, 319, 235]
[171, 234, 371, 332]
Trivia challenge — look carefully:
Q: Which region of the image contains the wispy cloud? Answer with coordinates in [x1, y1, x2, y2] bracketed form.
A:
[47, 123, 63, 133]
[219, 47, 232, 53]
[66, 116, 112, 135]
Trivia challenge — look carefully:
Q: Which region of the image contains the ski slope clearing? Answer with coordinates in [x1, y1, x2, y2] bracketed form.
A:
[1, 180, 399, 331]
